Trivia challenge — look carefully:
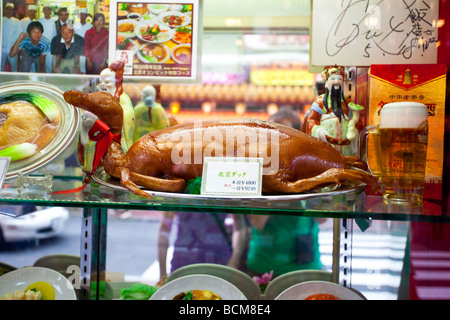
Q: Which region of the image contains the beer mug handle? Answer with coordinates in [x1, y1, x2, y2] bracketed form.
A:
[359, 125, 378, 175]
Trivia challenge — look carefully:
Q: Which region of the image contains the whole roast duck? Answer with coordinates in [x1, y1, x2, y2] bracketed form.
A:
[63, 90, 375, 199]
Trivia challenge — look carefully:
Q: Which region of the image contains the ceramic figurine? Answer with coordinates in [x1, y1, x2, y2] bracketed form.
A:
[302, 65, 364, 157]
[133, 85, 170, 141]
[77, 67, 135, 172]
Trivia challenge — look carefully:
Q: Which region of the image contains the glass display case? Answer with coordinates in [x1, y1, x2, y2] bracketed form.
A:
[0, 0, 449, 301]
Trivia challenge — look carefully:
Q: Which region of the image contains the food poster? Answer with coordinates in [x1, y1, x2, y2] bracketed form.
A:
[109, 0, 201, 82]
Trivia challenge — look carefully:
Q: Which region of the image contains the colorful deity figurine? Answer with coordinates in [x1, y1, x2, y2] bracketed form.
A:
[77, 66, 135, 172]
[302, 65, 364, 157]
[133, 85, 170, 142]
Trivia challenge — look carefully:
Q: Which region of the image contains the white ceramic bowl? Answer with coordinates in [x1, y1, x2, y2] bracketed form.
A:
[150, 274, 247, 300]
[171, 44, 191, 64]
[264, 269, 332, 300]
[0, 267, 77, 300]
[148, 4, 169, 15]
[167, 263, 260, 300]
[137, 43, 170, 64]
[275, 280, 365, 300]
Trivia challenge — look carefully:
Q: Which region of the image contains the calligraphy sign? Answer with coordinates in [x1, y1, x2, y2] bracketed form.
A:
[311, 0, 439, 66]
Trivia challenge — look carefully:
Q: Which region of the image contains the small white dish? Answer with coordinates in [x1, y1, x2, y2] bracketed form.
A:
[171, 44, 191, 64]
[148, 4, 169, 15]
[150, 274, 246, 300]
[0, 267, 77, 300]
[117, 19, 138, 38]
[127, 12, 141, 20]
[168, 263, 260, 300]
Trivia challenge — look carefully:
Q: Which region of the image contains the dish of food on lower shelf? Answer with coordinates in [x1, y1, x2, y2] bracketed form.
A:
[149, 274, 246, 300]
[275, 280, 365, 300]
[0, 267, 77, 300]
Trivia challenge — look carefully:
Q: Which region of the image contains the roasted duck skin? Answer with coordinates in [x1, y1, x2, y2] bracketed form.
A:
[64, 90, 375, 198]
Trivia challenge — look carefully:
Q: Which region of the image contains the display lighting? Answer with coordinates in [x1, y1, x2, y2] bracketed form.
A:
[170, 101, 180, 114]
[235, 102, 246, 115]
[266, 103, 278, 115]
[201, 101, 216, 114]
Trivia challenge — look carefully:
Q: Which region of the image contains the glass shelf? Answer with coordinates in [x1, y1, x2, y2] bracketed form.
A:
[1, 172, 448, 223]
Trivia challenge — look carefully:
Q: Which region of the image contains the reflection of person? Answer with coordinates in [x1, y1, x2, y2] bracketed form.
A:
[1, 3, 20, 72]
[51, 24, 84, 74]
[158, 212, 232, 282]
[9, 21, 50, 73]
[302, 65, 364, 156]
[133, 85, 170, 141]
[39, 5, 57, 73]
[84, 13, 109, 75]
[55, 7, 72, 36]
[245, 110, 323, 278]
[20, 4, 37, 33]
[268, 106, 301, 130]
[73, 8, 92, 73]
[73, 9, 92, 37]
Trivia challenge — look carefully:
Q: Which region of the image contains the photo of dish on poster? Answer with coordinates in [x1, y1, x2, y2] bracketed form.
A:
[109, 0, 202, 82]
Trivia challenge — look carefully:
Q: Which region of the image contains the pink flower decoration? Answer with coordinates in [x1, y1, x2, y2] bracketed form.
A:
[253, 270, 273, 286]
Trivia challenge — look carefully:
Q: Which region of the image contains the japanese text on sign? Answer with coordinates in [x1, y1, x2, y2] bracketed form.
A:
[201, 157, 263, 196]
[311, 0, 438, 66]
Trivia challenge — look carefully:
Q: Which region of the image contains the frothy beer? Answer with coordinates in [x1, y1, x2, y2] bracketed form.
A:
[379, 102, 428, 203]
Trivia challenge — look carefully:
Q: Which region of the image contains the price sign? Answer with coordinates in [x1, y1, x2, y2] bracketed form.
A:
[201, 157, 263, 196]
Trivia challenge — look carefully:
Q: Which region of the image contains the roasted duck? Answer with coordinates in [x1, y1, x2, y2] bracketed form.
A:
[63, 90, 375, 199]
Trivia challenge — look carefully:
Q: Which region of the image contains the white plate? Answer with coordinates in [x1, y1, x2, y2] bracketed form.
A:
[264, 270, 332, 300]
[117, 19, 138, 38]
[172, 27, 192, 44]
[158, 11, 191, 28]
[126, 12, 141, 21]
[167, 263, 260, 300]
[117, 38, 140, 55]
[0, 267, 77, 300]
[275, 280, 365, 300]
[0, 81, 80, 180]
[91, 168, 358, 203]
[150, 274, 246, 300]
[135, 22, 174, 43]
[137, 43, 170, 64]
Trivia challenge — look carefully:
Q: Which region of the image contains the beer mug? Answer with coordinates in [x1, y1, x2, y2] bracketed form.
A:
[361, 102, 428, 204]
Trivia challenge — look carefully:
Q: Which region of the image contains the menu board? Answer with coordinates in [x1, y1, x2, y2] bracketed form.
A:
[109, 0, 202, 82]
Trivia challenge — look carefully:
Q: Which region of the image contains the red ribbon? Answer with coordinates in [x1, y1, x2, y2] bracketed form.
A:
[52, 119, 121, 194]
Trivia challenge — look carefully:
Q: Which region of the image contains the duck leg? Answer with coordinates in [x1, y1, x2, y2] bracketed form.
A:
[264, 168, 377, 194]
[119, 168, 187, 198]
